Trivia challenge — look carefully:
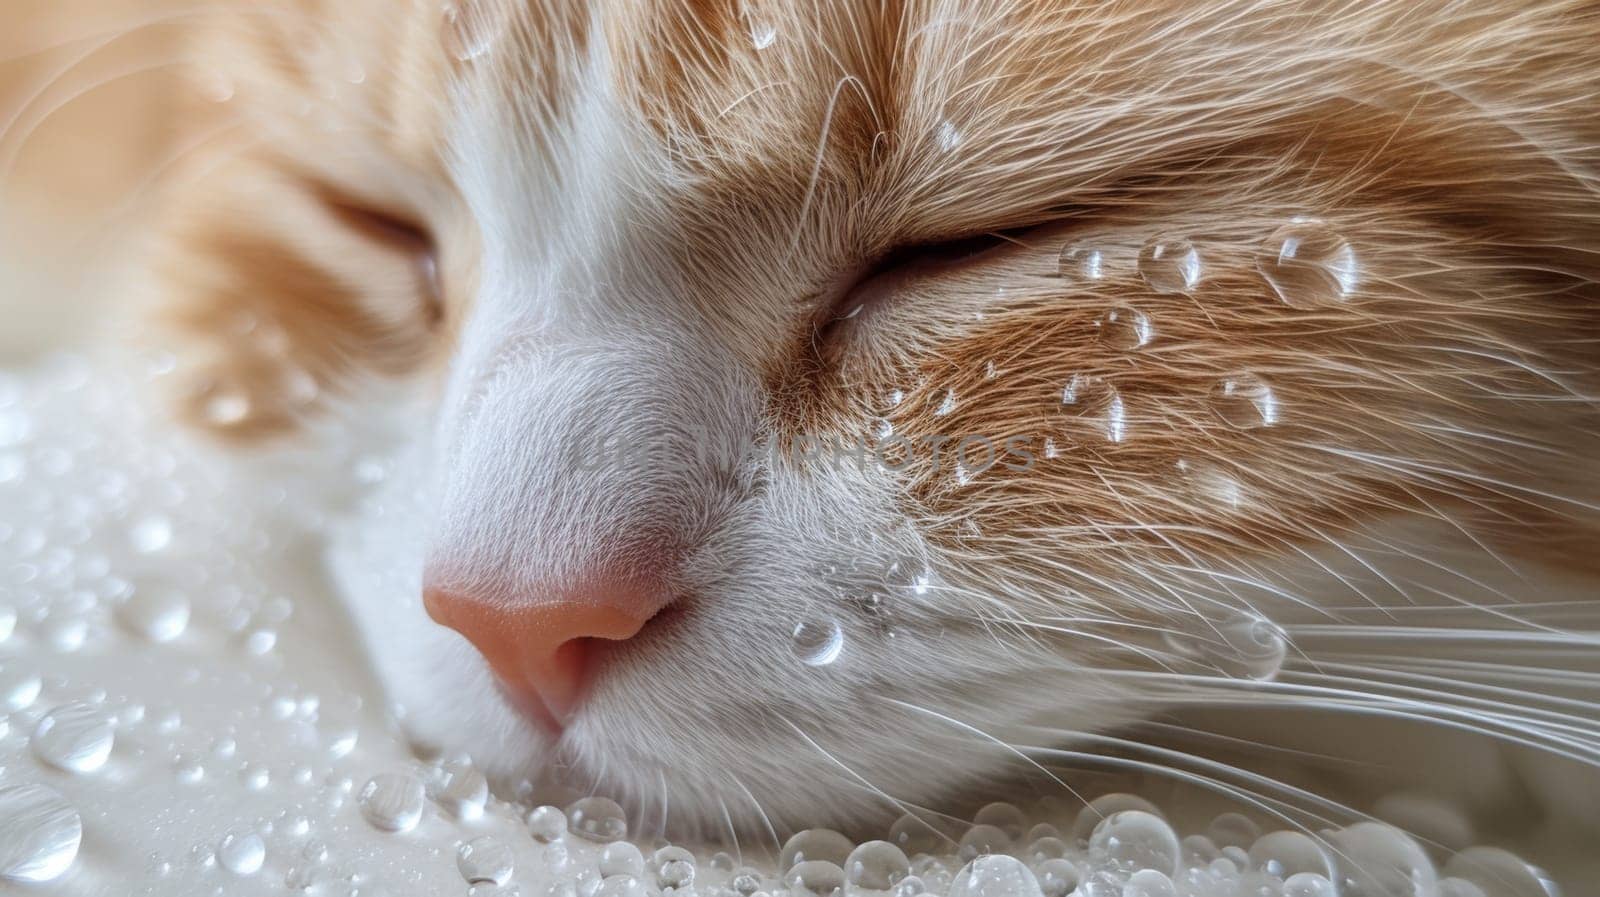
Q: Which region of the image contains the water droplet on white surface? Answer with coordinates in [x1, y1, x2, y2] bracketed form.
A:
[1283, 873, 1340, 897]
[0, 784, 82, 883]
[458, 836, 515, 885]
[889, 813, 943, 856]
[1249, 830, 1332, 879]
[1089, 811, 1180, 875]
[32, 701, 115, 773]
[566, 796, 628, 842]
[1257, 219, 1358, 307]
[527, 805, 566, 842]
[358, 773, 425, 833]
[1138, 236, 1201, 294]
[1444, 846, 1555, 897]
[974, 801, 1027, 839]
[791, 617, 844, 666]
[846, 840, 911, 890]
[600, 842, 644, 878]
[651, 846, 696, 889]
[117, 588, 190, 642]
[128, 514, 173, 552]
[218, 831, 266, 876]
[1329, 822, 1437, 897]
[428, 757, 488, 820]
[958, 824, 1012, 862]
[1, 664, 42, 710]
[1123, 869, 1178, 897]
[1206, 813, 1260, 850]
[1209, 374, 1278, 429]
[1035, 858, 1079, 897]
[783, 828, 855, 870]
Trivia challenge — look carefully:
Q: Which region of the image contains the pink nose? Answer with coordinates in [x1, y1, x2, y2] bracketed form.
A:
[423, 575, 669, 734]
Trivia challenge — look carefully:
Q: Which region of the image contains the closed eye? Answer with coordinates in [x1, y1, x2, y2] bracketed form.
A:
[817, 227, 1033, 334]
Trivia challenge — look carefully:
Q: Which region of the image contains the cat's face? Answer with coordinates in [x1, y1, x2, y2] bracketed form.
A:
[153, 0, 1600, 832]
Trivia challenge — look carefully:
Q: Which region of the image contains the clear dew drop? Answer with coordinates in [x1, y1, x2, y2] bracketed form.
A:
[358, 772, 425, 833]
[1283, 873, 1341, 897]
[846, 840, 911, 890]
[1035, 858, 1079, 897]
[1123, 869, 1178, 897]
[1249, 830, 1333, 879]
[749, 20, 778, 49]
[600, 842, 645, 878]
[217, 831, 266, 876]
[1137, 236, 1202, 294]
[948, 855, 1046, 897]
[1444, 846, 1556, 897]
[458, 836, 515, 885]
[782, 828, 855, 871]
[1257, 218, 1358, 307]
[973, 801, 1027, 839]
[652, 846, 696, 889]
[1329, 822, 1438, 897]
[1208, 373, 1278, 429]
[936, 120, 962, 152]
[1088, 810, 1181, 876]
[32, 702, 116, 773]
[786, 859, 847, 897]
[1096, 305, 1154, 350]
[0, 784, 82, 883]
[957, 824, 1012, 862]
[201, 391, 252, 426]
[1058, 242, 1105, 281]
[427, 757, 488, 820]
[527, 805, 566, 842]
[889, 813, 944, 856]
[116, 588, 190, 642]
[1189, 611, 1291, 681]
[1206, 812, 1261, 850]
[934, 388, 958, 417]
[565, 795, 628, 842]
[1071, 793, 1166, 843]
[1, 664, 42, 710]
[790, 617, 844, 666]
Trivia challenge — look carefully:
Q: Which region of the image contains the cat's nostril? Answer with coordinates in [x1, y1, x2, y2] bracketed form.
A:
[421, 578, 667, 735]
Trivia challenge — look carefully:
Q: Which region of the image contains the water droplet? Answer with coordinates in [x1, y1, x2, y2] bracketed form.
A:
[1199, 612, 1290, 680]
[1058, 243, 1105, 281]
[442, 1, 497, 61]
[651, 846, 696, 889]
[428, 757, 488, 820]
[0, 605, 14, 642]
[527, 805, 566, 842]
[1208, 374, 1278, 429]
[973, 802, 1026, 839]
[218, 831, 266, 876]
[1071, 793, 1165, 843]
[1206, 812, 1261, 849]
[1250, 831, 1333, 879]
[1283, 873, 1341, 897]
[1329, 823, 1437, 897]
[1257, 219, 1358, 307]
[1123, 869, 1177, 897]
[1035, 858, 1079, 897]
[1137, 236, 1201, 294]
[846, 840, 911, 890]
[948, 855, 1045, 897]
[458, 836, 515, 885]
[749, 20, 777, 49]
[1, 665, 42, 710]
[936, 120, 962, 152]
[786, 859, 846, 897]
[116, 588, 190, 642]
[565, 796, 628, 842]
[598, 841, 644, 878]
[1088, 811, 1180, 875]
[1095, 305, 1153, 350]
[1444, 846, 1555, 897]
[32, 702, 115, 773]
[958, 824, 1012, 862]
[790, 618, 844, 666]
[596, 874, 650, 897]
[358, 772, 425, 833]
[0, 784, 82, 883]
[782, 828, 855, 870]
[202, 391, 252, 426]
[889, 813, 944, 856]
[934, 389, 958, 417]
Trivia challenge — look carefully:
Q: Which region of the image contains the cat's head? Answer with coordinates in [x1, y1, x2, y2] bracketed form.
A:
[147, 0, 1600, 832]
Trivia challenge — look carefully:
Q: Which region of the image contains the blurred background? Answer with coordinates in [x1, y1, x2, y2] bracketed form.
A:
[1, 0, 182, 359]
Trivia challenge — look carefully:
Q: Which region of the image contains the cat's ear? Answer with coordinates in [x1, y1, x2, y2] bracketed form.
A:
[146, 148, 452, 440]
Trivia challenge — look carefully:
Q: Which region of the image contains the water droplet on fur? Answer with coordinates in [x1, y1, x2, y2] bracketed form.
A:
[32, 702, 115, 773]
[1258, 219, 1358, 307]
[1096, 305, 1153, 350]
[949, 855, 1045, 897]
[936, 120, 962, 152]
[218, 831, 265, 876]
[958, 824, 1012, 862]
[1058, 242, 1104, 281]
[889, 814, 943, 856]
[600, 842, 644, 878]
[1089, 811, 1180, 875]
[749, 20, 777, 49]
[783, 828, 855, 870]
[1208, 374, 1278, 429]
[1035, 858, 1079, 897]
[202, 391, 252, 426]
[1284, 873, 1340, 897]
[116, 588, 190, 642]
[458, 836, 515, 884]
[428, 757, 488, 820]
[791, 617, 844, 666]
[1206, 812, 1260, 849]
[0, 784, 82, 883]
[652, 846, 696, 889]
[934, 389, 958, 417]
[566, 796, 628, 842]
[846, 840, 911, 890]
[786, 859, 846, 896]
[1, 664, 42, 710]
[1250, 831, 1333, 879]
[1329, 823, 1437, 897]
[973, 802, 1026, 839]
[1444, 846, 1556, 897]
[1138, 236, 1201, 294]
[527, 805, 566, 842]
[442, 1, 497, 61]
[358, 772, 425, 832]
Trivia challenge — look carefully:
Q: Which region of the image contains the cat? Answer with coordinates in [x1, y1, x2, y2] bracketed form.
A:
[23, 0, 1600, 850]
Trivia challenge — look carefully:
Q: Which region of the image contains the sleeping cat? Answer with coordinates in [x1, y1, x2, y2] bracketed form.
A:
[74, 0, 1600, 845]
